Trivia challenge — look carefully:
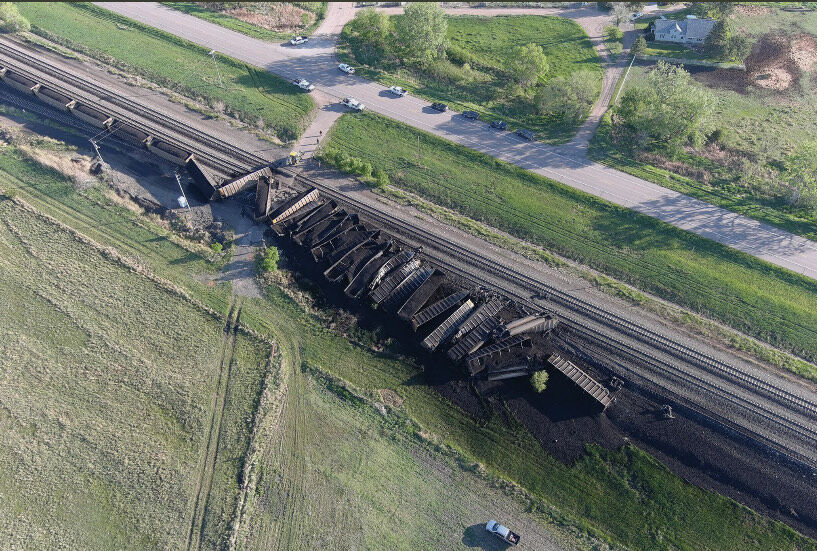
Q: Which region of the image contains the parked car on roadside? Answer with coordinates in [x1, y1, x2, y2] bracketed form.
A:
[462, 110, 480, 120]
[341, 97, 365, 111]
[388, 85, 407, 96]
[293, 78, 315, 91]
[290, 36, 309, 45]
[490, 120, 507, 131]
[516, 128, 535, 141]
[630, 11, 643, 20]
[430, 102, 448, 112]
[338, 63, 355, 74]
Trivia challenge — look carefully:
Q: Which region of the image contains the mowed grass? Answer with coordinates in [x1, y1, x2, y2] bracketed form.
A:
[0, 198, 220, 548]
[234, 278, 817, 551]
[17, 2, 314, 142]
[339, 14, 601, 143]
[592, 63, 817, 240]
[4, 136, 814, 549]
[236, 363, 569, 551]
[0, 151, 273, 549]
[322, 112, 817, 364]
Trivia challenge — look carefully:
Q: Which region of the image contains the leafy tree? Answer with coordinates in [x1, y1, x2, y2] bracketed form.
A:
[783, 142, 817, 210]
[530, 370, 549, 393]
[347, 7, 391, 63]
[604, 25, 623, 42]
[394, 2, 447, 66]
[611, 3, 632, 27]
[350, 8, 390, 48]
[691, 2, 734, 20]
[616, 61, 713, 150]
[536, 71, 598, 121]
[508, 43, 548, 88]
[725, 33, 752, 62]
[631, 35, 648, 56]
[258, 246, 279, 273]
[210, 242, 223, 254]
[0, 2, 30, 33]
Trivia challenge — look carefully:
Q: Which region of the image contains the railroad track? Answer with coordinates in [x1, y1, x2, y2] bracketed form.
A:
[5, 38, 816, 467]
[293, 173, 817, 457]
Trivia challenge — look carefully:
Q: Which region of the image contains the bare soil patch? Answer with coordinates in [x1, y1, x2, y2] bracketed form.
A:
[744, 33, 804, 92]
[791, 34, 817, 71]
[378, 388, 404, 408]
[734, 5, 770, 17]
[223, 4, 313, 34]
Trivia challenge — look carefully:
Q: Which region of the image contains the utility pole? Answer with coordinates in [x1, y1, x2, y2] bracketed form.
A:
[174, 170, 192, 212]
[208, 49, 223, 88]
[90, 139, 103, 162]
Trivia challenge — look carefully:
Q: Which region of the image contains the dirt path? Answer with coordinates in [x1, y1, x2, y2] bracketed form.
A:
[187, 297, 243, 551]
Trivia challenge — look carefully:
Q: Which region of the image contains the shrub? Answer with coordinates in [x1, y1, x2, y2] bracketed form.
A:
[210, 242, 223, 254]
[258, 246, 279, 273]
[2, 187, 18, 200]
[530, 369, 549, 393]
[0, 3, 30, 33]
[446, 44, 474, 67]
[373, 168, 390, 188]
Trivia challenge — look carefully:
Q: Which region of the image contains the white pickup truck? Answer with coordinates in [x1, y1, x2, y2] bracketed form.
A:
[341, 97, 365, 111]
[486, 520, 520, 546]
[293, 78, 315, 91]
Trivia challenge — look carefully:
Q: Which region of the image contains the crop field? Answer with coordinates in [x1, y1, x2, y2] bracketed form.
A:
[163, 2, 328, 42]
[0, 195, 271, 549]
[320, 112, 817, 367]
[17, 2, 315, 142]
[339, 14, 601, 143]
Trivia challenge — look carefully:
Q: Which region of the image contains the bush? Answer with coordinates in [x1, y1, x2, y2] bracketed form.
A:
[258, 246, 279, 273]
[2, 187, 18, 200]
[210, 242, 223, 254]
[0, 3, 30, 33]
[446, 44, 474, 67]
[530, 370, 549, 393]
[373, 168, 389, 188]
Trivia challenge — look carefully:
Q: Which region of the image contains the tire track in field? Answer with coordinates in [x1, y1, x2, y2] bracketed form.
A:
[187, 296, 243, 551]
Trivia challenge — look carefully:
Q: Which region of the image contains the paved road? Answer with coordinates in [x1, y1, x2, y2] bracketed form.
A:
[96, 2, 817, 281]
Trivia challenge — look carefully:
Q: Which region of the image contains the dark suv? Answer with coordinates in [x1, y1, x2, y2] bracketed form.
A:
[462, 110, 480, 120]
[431, 102, 448, 112]
[516, 128, 535, 141]
[490, 120, 507, 131]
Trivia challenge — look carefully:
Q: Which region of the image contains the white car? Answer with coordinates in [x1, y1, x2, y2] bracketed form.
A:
[290, 36, 309, 45]
[338, 63, 355, 74]
[388, 85, 407, 97]
[293, 78, 315, 91]
[486, 520, 520, 546]
[341, 97, 365, 111]
[630, 12, 643, 20]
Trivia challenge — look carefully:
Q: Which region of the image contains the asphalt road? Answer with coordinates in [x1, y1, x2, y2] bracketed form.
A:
[96, 2, 817, 281]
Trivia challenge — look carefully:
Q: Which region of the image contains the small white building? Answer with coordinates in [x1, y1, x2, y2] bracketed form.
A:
[652, 16, 716, 45]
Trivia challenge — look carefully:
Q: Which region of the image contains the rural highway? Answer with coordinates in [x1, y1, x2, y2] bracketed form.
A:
[96, 2, 817, 282]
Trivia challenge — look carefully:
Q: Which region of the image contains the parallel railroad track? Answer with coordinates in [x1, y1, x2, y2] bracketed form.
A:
[5, 38, 816, 468]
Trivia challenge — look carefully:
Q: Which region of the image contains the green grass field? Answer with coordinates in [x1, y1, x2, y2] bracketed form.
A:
[592, 61, 817, 241]
[237, 277, 817, 551]
[339, 14, 602, 143]
[320, 111, 817, 367]
[235, 362, 572, 550]
[162, 2, 327, 42]
[0, 194, 272, 549]
[17, 2, 315, 142]
[2, 132, 814, 549]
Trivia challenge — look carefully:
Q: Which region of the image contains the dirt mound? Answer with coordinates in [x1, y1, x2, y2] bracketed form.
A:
[733, 5, 769, 17]
[791, 34, 817, 71]
[378, 388, 404, 408]
[744, 33, 801, 91]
